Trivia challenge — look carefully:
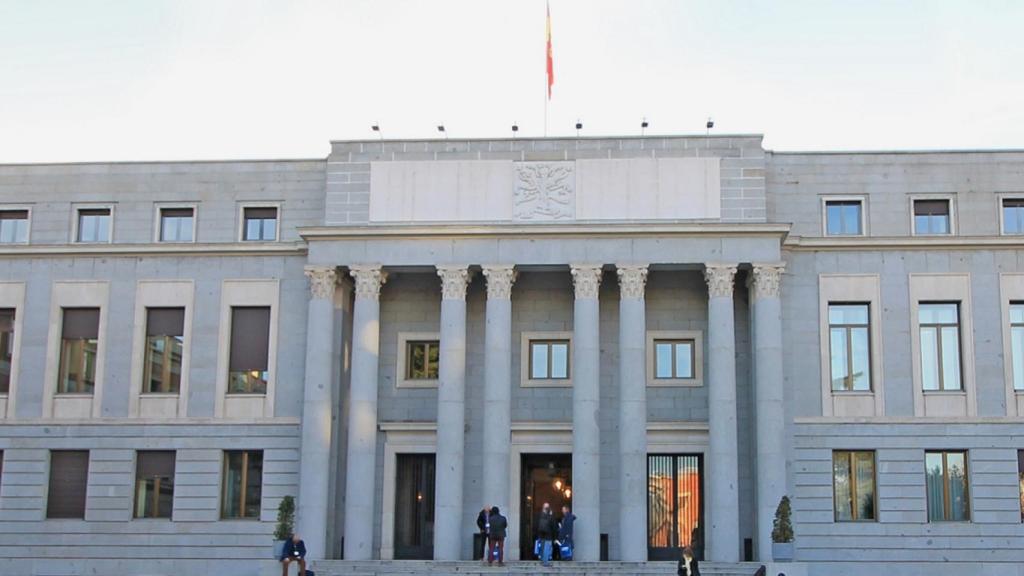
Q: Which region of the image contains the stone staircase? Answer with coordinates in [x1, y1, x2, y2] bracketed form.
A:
[309, 560, 767, 576]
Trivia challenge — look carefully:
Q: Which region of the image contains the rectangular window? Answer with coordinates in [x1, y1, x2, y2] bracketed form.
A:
[47, 450, 89, 519]
[134, 451, 175, 519]
[76, 208, 112, 243]
[143, 308, 185, 394]
[926, 450, 970, 522]
[58, 308, 100, 394]
[228, 307, 270, 394]
[0, 210, 29, 244]
[242, 207, 277, 241]
[405, 340, 439, 380]
[159, 208, 194, 242]
[832, 450, 876, 521]
[828, 304, 872, 391]
[1019, 450, 1024, 523]
[825, 200, 863, 236]
[919, 303, 962, 391]
[530, 340, 570, 380]
[0, 309, 13, 394]
[913, 199, 951, 235]
[654, 339, 695, 380]
[1004, 199, 1024, 235]
[1011, 304, 1024, 391]
[221, 450, 263, 519]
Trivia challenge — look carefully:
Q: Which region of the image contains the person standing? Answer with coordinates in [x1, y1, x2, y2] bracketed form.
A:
[487, 506, 508, 566]
[537, 502, 556, 567]
[558, 505, 576, 560]
[280, 533, 307, 576]
[677, 546, 701, 576]
[476, 507, 490, 562]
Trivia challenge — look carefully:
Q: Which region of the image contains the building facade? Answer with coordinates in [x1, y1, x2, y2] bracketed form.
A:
[0, 136, 1022, 575]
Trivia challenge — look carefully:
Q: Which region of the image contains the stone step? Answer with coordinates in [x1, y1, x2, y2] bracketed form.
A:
[308, 560, 766, 576]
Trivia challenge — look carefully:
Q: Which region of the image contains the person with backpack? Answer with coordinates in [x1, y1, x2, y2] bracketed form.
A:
[486, 506, 508, 566]
[536, 502, 557, 567]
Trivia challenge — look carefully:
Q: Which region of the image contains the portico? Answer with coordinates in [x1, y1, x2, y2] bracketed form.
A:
[296, 222, 787, 563]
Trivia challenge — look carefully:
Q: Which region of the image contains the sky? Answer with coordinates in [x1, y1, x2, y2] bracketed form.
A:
[0, 0, 1022, 163]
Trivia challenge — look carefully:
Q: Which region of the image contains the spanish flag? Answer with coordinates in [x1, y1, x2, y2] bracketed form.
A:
[546, 1, 554, 99]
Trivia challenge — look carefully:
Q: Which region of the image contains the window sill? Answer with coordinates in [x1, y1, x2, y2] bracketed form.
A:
[54, 393, 94, 398]
[396, 379, 438, 389]
[140, 392, 179, 398]
[521, 379, 572, 389]
[830, 390, 874, 395]
[648, 378, 703, 388]
[922, 390, 966, 395]
[225, 393, 268, 398]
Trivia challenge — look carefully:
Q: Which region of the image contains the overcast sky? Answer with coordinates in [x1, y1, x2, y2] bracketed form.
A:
[1, 0, 1022, 162]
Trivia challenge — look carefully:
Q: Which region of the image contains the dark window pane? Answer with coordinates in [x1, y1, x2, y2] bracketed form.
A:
[135, 451, 175, 519]
[47, 451, 89, 518]
[0, 309, 13, 394]
[222, 450, 262, 519]
[406, 341, 439, 380]
[926, 451, 970, 522]
[58, 309, 100, 395]
[228, 307, 270, 394]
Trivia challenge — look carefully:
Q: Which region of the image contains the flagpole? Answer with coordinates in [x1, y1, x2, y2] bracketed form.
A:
[544, 83, 548, 137]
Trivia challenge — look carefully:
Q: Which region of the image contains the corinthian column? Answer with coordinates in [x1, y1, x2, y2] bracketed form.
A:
[434, 266, 472, 560]
[704, 264, 739, 562]
[481, 266, 516, 518]
[750, 263, 786, 561]
[571, 264, 602, 562]
[298, 266, 340, 560]
[343, 266, 386, 560]
[617, 265, 649, 561]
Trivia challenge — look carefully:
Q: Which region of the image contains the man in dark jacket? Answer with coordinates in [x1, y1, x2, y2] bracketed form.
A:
[476, 507, 490, 561]
[536, 502, 556, 567]
[281, 533, 307, 576]
[487, 506, 508, 565]
[558, 505, 576, 560]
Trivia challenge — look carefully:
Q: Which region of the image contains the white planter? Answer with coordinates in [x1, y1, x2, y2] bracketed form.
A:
[272, 540, 286, 560]
[772, 541, 794, 562]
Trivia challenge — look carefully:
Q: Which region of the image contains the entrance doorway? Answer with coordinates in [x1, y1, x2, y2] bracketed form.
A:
[519, 453, 572, 560]
[394, 453, 435, 559]
[647, 453, 704, 561]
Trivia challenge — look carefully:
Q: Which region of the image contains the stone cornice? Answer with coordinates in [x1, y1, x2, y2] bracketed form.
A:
[785, 235, 1024, 251]
[300, 223, 791, 241]
[616, 265, 649, 300]
[0, 242, 307, 258]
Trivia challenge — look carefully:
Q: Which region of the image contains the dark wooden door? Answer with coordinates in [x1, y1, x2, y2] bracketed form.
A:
[394, 454, 435, 559]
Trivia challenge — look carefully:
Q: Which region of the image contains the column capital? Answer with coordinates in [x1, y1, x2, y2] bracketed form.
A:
[570, 264, 603, 300]
[304, 266, 339, 300]
[750, 263, 786, 300]
[350, 265, 387, 301]
[482, 265, 517, 300]
[437, 265, 473, 300]
[703, 263, 738, 299]
[616, 264, 649, 300]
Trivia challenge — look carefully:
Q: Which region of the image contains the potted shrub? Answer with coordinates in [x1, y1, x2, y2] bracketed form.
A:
[771, 495, 794, 562]
[273, 495, 295, 560]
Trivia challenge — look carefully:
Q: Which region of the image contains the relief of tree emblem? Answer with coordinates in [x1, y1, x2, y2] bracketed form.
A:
[513, 162, 575, 220]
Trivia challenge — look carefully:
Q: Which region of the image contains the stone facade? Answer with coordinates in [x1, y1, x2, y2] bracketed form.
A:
[0, 137, 1021, 575]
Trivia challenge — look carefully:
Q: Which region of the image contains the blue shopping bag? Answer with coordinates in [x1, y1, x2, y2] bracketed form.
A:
[533, 538, 542, 558]
[559, 541, 573, 560]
